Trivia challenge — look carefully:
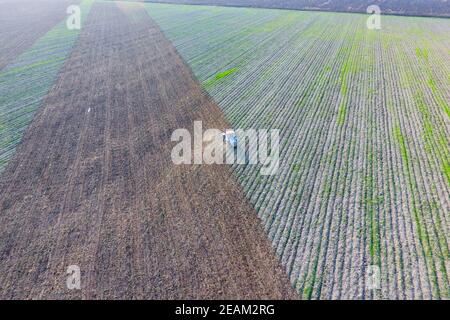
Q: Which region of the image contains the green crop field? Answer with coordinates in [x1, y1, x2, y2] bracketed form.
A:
[145, 3, 450, 299]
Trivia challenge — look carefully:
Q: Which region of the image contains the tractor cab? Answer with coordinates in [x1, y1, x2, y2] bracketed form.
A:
[222, 129, 238, 148]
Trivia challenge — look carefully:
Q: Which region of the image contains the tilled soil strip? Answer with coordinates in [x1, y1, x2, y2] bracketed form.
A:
[0, 1, 296, 299]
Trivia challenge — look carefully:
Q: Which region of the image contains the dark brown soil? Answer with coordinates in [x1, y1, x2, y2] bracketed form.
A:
[0, 1, 296, 299]
[0, 0, 76, 70]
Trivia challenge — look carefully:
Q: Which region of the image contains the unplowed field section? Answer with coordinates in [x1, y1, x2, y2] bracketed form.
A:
[0, 0, 75, 70]
[0, 2, 295, 299]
